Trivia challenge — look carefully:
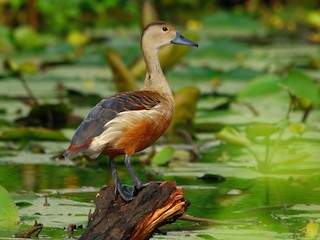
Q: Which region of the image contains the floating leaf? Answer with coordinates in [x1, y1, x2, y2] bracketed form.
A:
[15, 202, 33, 208]
[197, 174, 226, 183]
[245, 124, 280, 139]
[196, 234, 217, 240]
[282, 70, 320, 106]
[237, 74, 283, 98]
[0, 127, 68, 141]
[151, 146, 175, 166]
[202, 11, 264, 33]
[216, 126, 251, 146]
[0, 185, 19, 230]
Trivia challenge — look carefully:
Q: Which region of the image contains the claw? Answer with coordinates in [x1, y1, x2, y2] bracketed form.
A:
[132, 181, 162, 195]
[116, 185, 134, 202]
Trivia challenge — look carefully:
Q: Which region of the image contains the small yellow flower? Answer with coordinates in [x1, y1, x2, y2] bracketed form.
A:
[67, 31, 89, 47]
[210, 78, 220, 88]
[308, 32, 320, 43]
[306, 221, 319, 239]
[270, 15, 284, 30]
[85, 79, 94, 90]
[300, 221, 319, 240]
[287, 21, 297, 33]
[236, 51, 245, 62]
[186, 20, 202, 31]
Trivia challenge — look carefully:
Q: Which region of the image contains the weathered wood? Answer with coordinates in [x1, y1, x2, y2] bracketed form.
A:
[79, 181, 189, 240]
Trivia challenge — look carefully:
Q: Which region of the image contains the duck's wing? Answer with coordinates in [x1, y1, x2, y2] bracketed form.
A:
[63, 91, 161, 159]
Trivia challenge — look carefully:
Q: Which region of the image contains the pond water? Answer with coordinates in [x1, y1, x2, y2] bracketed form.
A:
[0, 141, 319, 239]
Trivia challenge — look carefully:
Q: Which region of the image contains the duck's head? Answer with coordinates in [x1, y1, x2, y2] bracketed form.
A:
[141, 21, 198, 50]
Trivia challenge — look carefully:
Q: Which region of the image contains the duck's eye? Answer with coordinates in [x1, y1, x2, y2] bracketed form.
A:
[162, 27, 168, 32]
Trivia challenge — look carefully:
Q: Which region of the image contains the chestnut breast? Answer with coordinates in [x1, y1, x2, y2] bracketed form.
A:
[83, 91, 174, 158]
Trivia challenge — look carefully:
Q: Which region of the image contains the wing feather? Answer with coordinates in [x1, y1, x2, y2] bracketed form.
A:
[64, 91, 161, 158]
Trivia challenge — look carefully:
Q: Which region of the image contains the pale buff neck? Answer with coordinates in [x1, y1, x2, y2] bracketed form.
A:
[141, 44, 174, 101]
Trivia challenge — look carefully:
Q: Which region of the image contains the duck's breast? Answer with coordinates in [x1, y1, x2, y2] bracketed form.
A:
[99, 102, 173, 156]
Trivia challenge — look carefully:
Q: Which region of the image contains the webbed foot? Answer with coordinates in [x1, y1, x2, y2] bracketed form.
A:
[132, 181, 162, 194]
[115, 185, 134, 202]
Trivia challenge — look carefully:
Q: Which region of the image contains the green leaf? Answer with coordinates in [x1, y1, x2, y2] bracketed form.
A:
[245, 124, 280, 139]
[0, 127, 68, 141]
[202, 11, 263, 33]
[282, 70, 320, 106]
[216, 126, 251, 146]
[151, 146, 175, 166]
[13, 26, 42, 49]
[196, 234, 217, 240]
[15, 202, 33, 208]
[0, 185, 19, 229]
[237, 74, 283, 98]
[18, 62, 38, 74]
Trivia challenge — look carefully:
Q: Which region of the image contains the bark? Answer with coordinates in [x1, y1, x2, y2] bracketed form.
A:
[79, 181, 189, 240]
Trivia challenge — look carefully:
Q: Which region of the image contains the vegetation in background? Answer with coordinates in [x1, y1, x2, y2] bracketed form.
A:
[0, 0, 319, 239]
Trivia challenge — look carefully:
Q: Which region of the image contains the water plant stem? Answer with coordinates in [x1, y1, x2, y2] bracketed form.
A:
[19, 75, 39, 106]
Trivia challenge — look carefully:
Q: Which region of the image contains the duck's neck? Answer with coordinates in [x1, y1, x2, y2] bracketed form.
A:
[142, 47, 173, 100]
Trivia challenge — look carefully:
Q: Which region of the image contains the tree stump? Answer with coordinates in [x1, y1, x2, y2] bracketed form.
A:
[79, 181, 190, 240]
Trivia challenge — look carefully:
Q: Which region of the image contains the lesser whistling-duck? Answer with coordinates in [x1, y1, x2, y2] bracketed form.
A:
[64, 21, 198, 201]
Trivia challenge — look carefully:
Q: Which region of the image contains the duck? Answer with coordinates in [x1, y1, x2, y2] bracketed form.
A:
[63, 21, 198, 201]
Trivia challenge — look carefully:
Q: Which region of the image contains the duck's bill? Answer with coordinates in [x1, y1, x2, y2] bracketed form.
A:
[171, 32, 198, 47]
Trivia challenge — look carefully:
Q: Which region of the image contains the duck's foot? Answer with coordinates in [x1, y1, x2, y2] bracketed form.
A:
[132, 181, 162, 195]
[115, 185, 134, 202]
[110, 157, 134, 202]
[117, 181, 163, 201]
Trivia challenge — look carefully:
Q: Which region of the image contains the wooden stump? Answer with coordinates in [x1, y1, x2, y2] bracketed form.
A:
[79, 181, 190, 240]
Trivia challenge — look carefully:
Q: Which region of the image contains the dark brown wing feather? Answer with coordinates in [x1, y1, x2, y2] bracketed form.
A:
[64, 91, 161, 158]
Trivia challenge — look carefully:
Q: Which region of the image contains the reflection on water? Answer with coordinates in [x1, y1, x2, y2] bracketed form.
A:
[0, 161, 319, 239]
[0, 163, 112, 192]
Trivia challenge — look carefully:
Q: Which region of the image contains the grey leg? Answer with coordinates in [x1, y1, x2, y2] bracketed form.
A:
[125, 154, 143, 191]
[109, 157, 134, 201]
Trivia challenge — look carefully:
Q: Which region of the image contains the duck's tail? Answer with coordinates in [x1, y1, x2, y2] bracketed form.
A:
[63, 142, 91, 159]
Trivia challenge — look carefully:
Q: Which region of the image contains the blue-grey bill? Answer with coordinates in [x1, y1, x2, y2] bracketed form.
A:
[171, 32, 198, 47]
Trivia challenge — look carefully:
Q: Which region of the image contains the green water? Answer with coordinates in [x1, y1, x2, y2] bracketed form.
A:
[0, 150, 319, 239]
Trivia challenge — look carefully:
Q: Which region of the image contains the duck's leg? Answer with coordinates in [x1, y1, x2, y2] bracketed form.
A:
[125, 154, 145, 192]
[109, 157, 134, 201]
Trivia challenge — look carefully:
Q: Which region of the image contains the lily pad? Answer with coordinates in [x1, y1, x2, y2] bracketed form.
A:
[151, 146, 175, 166]
[216, 126, 251, 146]
[245, 124, 280, 139]
[282, 70, 320, 106]
[0, 127, 68, 141]
[237, 74, 283, 98]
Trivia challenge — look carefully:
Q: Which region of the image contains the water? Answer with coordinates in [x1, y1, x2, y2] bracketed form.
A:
[0, 155, 319, 239]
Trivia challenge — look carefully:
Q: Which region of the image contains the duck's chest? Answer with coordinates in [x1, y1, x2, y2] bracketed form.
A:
[102, 105, 173, 156]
